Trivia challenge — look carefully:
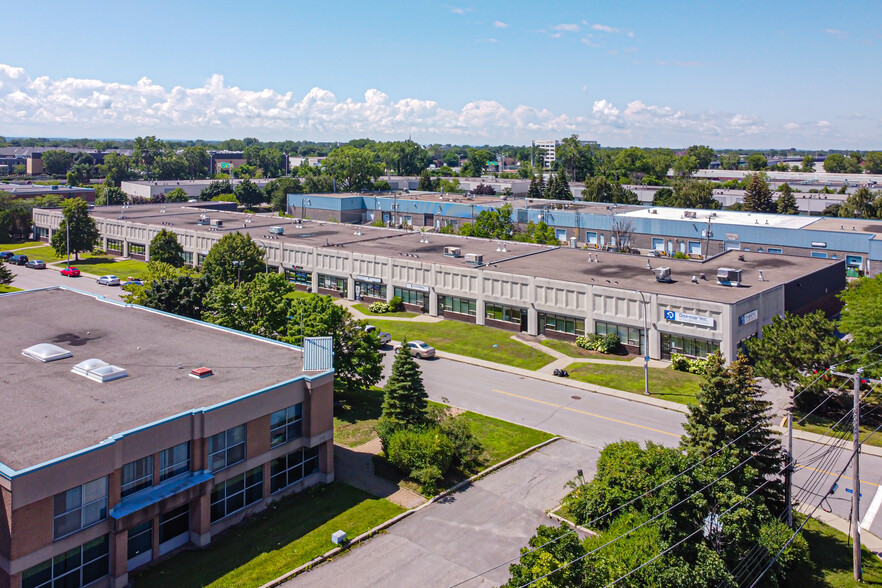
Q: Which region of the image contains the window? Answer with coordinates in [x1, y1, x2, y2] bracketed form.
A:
[121, 456, 154, 498]
[651, 238, 664, 251]
[270, 403, 303, 447]
[53, 478, 108, 540]
[595, 321, 644, 353]
[661, 334, 720, 359]
[484, 303, 524, 325]
[127, 521, 152, 560]
[22, 535, 109, 588]
[210, 466, 264, 523]
[356, 282, 386, 299]
[811, 251, 828, 258]
[160, 442, 190, 481]
[181, 251, 194, 265]
[317, 274, 347, 294]
[393, 287, 426, 307]
[129, 243, 146, 256]
[439, 295, 476, 316]
[767, 247, 782, 254]
[208, 425, 246, 472]
[585, 231, 597, 244]
[555, 228, 567, 242]
[688, 241, 701, 255]
[540, 313, 585, 336]
[159, 504, 190, 543]
[846, 255, 863, 268]
[106, 239, 122, 253]
[287, 269, 311, 285]
[270, 446, 320, 494]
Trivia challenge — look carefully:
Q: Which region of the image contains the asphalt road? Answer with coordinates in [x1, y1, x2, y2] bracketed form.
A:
[3, 261, 126, 302]
[399, 355, 882, 539]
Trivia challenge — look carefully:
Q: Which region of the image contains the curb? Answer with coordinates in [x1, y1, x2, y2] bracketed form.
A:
[257, 436, 562, 588]
[772, 425, 882, 458]
[547, 505, 597, 537]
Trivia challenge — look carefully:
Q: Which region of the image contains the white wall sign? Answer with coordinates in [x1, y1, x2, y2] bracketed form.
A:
[664, 309, 715, 328]
[356, 275, 382, 284]
[405, 283, 430, 292]
[739, 310, 758, 326]
[725, 233, 739, 241]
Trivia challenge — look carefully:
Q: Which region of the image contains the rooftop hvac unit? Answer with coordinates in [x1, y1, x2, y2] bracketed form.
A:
[465, 253, 483, 265]
[443, 246, 462, 258]
[197, 216, 210, 225]
[683, 211, 697, 219]
[653, 267, 672, 283]
[269, 226, 284, 235]
[716, 267, 743, 287]
[210, 219, 223, 227]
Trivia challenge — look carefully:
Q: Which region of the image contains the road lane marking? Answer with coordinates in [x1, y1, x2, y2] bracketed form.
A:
[796, 465, 879, 488]
[861, 485, 882, 530]
[492, 389, 681, 438]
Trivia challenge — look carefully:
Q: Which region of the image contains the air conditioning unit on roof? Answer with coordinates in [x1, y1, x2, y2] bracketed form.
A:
[465, 253, 483, 265]
[444, 246, 462, 258]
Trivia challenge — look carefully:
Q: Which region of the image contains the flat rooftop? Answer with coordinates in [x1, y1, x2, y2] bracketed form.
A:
[619, 206, 816, 229]
[491, 248, 838, 303]
[0, 288, 301, 471]
[804, 217, 882, 236]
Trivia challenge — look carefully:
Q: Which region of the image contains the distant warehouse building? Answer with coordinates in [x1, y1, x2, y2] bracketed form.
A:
[33, 203, 845, 363]
[0, 288, 334, 588]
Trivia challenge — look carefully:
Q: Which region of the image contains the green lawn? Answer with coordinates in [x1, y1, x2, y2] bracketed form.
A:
[133, 483, 403, 588]
[566, 363, 703, 405]
[367, 319, 555, 370]
[73, 256, 149, 279]
[352, 303, 418, 318]
[796, 413, 882, 449]
[797, 517, 882, 586]
[0, 241, 42, 251]
[8, 245, 67, 263]
[540, 338, 635, 361]
[456, 411, 553, 466]
[334, 387, 384, 448]
[0, 285, 22, 293]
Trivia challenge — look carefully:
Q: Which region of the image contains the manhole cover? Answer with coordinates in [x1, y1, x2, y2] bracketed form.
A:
[571, 395, 581, 400]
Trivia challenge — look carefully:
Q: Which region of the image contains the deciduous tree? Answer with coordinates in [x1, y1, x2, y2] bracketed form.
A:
[201, 232, 264, 285]
[50, 198, 99, 261]
[746, 153, 767, 171]
[801, 154, 815, 173]
[685, 144, 715, 169]
[149, 229, 185, 267]
[839, 274, 882, 377]
[322, 145, 383, 191]
[42, 150, 74, 175]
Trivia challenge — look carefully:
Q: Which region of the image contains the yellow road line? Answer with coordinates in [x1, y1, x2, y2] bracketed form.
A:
[492, 389, 681, 439]
[797, 465, 880, 488]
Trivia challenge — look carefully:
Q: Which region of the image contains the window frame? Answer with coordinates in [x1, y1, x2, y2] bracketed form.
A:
[121, 455, 154, 498]
[23, 535, 110, 588]
[53, 477, 108, 540]
[159, 442, 191, 481]
[210, 465, 264, 523]
[270, 403, 304, 448]
[208, 425, 247, 473]
[270, 447, 320, 494]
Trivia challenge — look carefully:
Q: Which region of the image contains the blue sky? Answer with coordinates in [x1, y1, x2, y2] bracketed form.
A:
[1, 0, 879, 148]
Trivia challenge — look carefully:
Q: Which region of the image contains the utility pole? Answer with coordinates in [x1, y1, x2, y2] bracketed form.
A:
[786, 405, 793, 528]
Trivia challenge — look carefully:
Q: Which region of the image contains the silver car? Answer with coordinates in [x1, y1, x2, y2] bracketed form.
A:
[97, 275, 121, 286]
[395, 340, 436, 359]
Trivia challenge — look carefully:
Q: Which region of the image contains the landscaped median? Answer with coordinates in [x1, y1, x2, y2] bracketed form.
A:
[366, 319, 556, 370]
[132, 483, 404, 588]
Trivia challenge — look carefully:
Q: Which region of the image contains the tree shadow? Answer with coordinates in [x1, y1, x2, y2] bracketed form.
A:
[334, 387, 383, 425]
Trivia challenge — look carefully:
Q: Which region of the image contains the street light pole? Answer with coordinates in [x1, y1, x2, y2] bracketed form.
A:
[66, 220, 70, 268]
[636, 290, 649, 396]
[256, 239, 269, 273]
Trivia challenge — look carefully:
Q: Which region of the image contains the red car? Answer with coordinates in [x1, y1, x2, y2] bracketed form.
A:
[60, 266, 81, 277]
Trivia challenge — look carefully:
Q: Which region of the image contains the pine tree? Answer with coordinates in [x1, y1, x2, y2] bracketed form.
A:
[545, 173, 558, 200]
[742, 173, 774, 213]
[527, 174, 542, 200]
[556, 169, 573, 200]
[537, 170, 546, 197]
[680, 352, 783, 504]
[776, 183, 798, 215]
[381, 339, 429, 427]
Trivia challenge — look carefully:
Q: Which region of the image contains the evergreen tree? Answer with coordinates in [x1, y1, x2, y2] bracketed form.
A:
[556, 169, 572, 200]
[537, 170, 545, 197]
[681, 352, 783, 504]
[545, 172, 558, 200]
[0, 260, 12, 286]
[381, 339, 429, 427]
[526, 174, 542, 200]
[776, 183, 799, 215]
[742, 173, 774, 213]
[149, 229, 185, 267]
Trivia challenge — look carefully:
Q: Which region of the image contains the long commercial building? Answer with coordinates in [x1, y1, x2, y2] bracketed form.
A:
[0, 288, 334, 588]
[33, 203, 844, 363]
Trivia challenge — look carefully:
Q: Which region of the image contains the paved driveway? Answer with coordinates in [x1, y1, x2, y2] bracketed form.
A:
[285, 439, 599, 588]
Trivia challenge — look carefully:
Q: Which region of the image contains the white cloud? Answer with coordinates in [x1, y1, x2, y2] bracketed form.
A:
[627, 31, 635, 38]
[591, 24, 619, 33]
[450, 6, 472, 15]
[0, 63, 862, 146]
[824, 28, 849, 39]
[551, 23, 579, 32]
[580, 38, 601, 47]
[493, 20, 508, 28]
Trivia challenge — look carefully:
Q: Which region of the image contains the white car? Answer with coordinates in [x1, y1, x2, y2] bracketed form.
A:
[97, 275, 120, 286]
[364, 325, 392, 345]
[394, 340, 436, 359]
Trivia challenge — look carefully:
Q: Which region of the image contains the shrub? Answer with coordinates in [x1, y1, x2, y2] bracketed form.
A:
[388, 295, 404, 312]
[671, 353, 709, 374]
[211, 193, 239, 203]
[430, 406, 485, 472]
[369, 301, 390, 313]
[575, 332, 621, 354]
[386, 426, 454, 493]
[371, 219, 385, 227]
[673, 251, 688, 259]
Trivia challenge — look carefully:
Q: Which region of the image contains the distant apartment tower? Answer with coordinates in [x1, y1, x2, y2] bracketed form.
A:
[532, 140, 558, 169]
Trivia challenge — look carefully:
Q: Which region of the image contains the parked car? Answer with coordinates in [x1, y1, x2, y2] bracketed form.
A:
[25, 259, 46, 269]
[60, 266, 81, 277]
[393, 340, 436, 359]
[10, 254, 28, 265]
[0, 251, 13, 261]
[364, 324, 391, 345]
[96, 275, 120, 286]
[123, 278, 143, 286]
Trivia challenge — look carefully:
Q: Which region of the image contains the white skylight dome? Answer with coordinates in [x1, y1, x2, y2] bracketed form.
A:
[72, 359, 128, 382]
[22, 343, 73, 363]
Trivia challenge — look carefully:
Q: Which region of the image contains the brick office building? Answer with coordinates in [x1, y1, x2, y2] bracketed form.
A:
[0, 288, 334, 588]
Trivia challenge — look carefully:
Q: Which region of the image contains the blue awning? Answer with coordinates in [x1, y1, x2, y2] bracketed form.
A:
[110, 471, 214, 519]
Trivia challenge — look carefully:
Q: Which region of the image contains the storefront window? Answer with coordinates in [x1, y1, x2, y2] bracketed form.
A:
[356, 282, 386, 299]
[595, 321, 644, 352]
[661, 334, 719, 359]
[485, 303, 524, 325]
[318, 274, 347, 295]
[287, 270, 312, 285]
[540, 313, 585, 336]
[393, 287, 426, 307]
[439, 295, 476, 316]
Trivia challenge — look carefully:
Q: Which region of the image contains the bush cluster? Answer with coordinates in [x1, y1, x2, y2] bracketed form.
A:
[575, 332, 621, 354]
[671, 353, 709, 374]
[369, 301, 390, 313]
